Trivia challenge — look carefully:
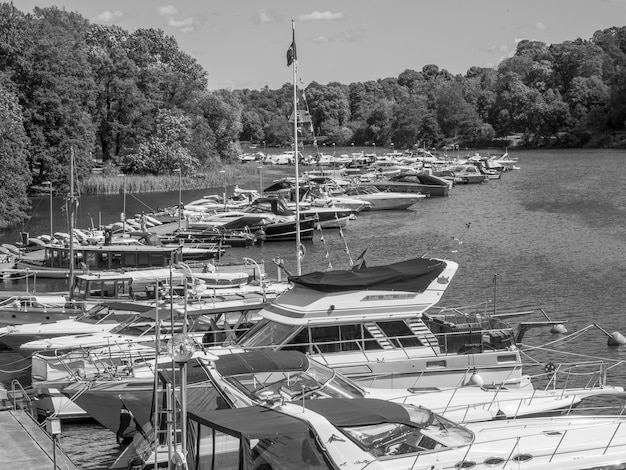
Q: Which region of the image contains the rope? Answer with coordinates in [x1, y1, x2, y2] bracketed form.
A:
[316, 221, 333, 271]
[520, 324, 597, 350]
[0, 364, 31, 373]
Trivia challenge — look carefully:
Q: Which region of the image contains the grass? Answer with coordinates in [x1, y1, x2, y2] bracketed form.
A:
[82, 164, 270, 195]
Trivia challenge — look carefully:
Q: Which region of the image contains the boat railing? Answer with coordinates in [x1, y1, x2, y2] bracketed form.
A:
[521, 358, 623, 392]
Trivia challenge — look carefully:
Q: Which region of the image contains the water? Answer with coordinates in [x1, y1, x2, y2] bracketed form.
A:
[3, 148, 626, 468]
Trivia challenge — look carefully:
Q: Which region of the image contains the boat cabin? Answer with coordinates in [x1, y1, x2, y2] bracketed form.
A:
[39, 244, 183, 272]
[72, 269, 186, 303]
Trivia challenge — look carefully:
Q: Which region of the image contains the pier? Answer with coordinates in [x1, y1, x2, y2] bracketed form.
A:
[0, 408, 78, 470]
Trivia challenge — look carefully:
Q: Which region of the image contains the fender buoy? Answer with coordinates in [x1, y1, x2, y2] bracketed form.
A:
[608, 331, 626, 346]
[254, 229, 266, 243]
[299, 243, 306, 259]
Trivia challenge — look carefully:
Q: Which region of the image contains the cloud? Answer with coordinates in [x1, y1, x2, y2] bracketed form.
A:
[312, 28, 364, 43]
[298, 11, 344, 21]
[168, 17, 194, 33]
[157, 5, 178, 16]
[253, 9, 283, 24]
[95, 10, 124, 23]
[534, 22, 547, 30]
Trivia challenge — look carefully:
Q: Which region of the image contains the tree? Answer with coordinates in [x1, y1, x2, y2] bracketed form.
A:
[120, 109, 198, 174]
[0, 77, 32, 228]
[16, 6, 97, 188]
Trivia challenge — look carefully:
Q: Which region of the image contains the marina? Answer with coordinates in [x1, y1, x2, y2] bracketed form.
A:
[1, 148, 626, 469]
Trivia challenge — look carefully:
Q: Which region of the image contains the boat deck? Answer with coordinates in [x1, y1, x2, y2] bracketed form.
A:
[0, 408, 79, 469]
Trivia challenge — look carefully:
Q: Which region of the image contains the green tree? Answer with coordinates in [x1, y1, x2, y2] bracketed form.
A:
[0, 77, 32, 228]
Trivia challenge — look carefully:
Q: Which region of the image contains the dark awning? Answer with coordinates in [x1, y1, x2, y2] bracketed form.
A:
[214, 350, 308, 377]
[306, 398, 411, 427]
[288, 257, 447, 293]
[188, 405, 308, 439]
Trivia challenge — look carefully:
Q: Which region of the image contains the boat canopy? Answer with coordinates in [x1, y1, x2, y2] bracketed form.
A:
[288, 257, 447, 293]
[306, 398, 412, 427]
[214, 350, 308, 376]
[189, 404, 308, 439]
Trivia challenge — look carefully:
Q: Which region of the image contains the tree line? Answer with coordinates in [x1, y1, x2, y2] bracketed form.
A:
[1, 3, 625, 228]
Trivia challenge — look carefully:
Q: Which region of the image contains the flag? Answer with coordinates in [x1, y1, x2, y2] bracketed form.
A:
[287, 28, 297, 66]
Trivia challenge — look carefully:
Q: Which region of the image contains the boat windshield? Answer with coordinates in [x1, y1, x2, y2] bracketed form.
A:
[235, 319, 299, 348]
[76, 305, 135, 325]
[224, 357, 365, 402]
[341, 404, 473, 457]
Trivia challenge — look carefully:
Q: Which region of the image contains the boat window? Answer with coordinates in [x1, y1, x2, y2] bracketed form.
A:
[85, 252, 98, 268]
[236, 319, 299, 348]
[137, 252, 151, 267]
[376, 321, 423, 348]
[101, 280, 117, 298]
[284, 328, 311, 353]
[310, 326, 341, 353]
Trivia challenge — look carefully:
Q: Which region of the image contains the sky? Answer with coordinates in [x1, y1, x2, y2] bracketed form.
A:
[13, 0, 626, 90]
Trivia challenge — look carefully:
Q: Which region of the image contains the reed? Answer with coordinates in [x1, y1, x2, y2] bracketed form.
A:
[82, 164, 264, 195]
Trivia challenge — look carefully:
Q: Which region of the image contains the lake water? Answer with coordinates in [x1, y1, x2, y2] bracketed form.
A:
[3, 148, 626, 468]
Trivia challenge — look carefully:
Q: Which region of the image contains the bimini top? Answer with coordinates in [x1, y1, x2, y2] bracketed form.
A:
[214, 350, 308, 377]
[288, 257, 447, 293]
[189, 404, 308, 438]
[187, 398, 412, 439]
[306, 398, 412, 427]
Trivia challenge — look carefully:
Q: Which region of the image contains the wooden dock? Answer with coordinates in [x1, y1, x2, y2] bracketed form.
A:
[0, 408, 78, 470]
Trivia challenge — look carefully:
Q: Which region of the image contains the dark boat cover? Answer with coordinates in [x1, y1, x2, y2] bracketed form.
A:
[306, 398, 412, 427]
[215, 350, 308, 377]
[288, 257, 447, 293]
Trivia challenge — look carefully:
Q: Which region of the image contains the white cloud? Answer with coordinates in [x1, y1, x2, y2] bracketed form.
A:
[534, 22, 547, 30]
[254, 9, 283, 24]
[169, 17, 193, 28]
[312, 28, 364, 43]
[157, 5, 178, 16]
[95, 10, 124, 23]
[298, 11, 344, 21]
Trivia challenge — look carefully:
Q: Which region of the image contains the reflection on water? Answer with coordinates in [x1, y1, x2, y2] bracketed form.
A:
[2, 149, 626, 468]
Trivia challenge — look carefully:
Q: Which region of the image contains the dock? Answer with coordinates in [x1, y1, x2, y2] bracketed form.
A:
[0, 408, 79, 470]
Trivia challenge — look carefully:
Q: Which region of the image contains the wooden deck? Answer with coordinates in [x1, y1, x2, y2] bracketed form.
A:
[0, 408, 78, 470]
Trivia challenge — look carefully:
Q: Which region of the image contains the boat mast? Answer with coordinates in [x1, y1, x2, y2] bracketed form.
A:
[290, 19, 302, 275]
[69, 147, 75, 296]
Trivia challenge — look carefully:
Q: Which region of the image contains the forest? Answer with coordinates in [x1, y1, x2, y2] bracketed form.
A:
[1, 3, 626, 228]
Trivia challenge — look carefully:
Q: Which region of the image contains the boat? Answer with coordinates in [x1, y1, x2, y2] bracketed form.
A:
[342, 185, 425, 210]
[105, 349, 624, 468]
[0, 294, 82, 326]
[184, 397, 626, 470]
[13, 241, 221, 279]
[436, 163, 489, 184]
[0, 302, 150, 354]
[361, 172, 452, 197]
[208, 256, 576, 390]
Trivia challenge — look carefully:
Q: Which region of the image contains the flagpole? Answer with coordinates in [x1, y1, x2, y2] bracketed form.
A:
[291, 19, 302, 275]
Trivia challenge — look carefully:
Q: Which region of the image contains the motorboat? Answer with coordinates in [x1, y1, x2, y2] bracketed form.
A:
[0, 302, 148, 354]
[0, 294, 81, 326]
[206, 256, 575, 390]
[184, 397, 626, 470]
[13, 239, 220, 279]
[208, 256, 538, 389]
[342, 185, 425, 210]
[105, 349, 624, 468]
[436, 164, 489, 184]
[361, 172, 452, 197]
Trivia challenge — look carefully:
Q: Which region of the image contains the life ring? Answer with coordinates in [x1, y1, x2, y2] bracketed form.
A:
[544, 362, 556, 374]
